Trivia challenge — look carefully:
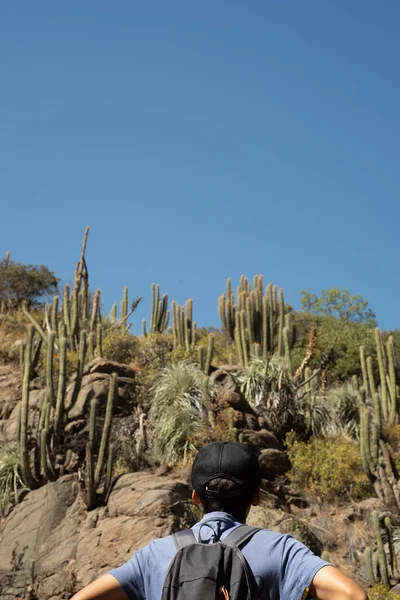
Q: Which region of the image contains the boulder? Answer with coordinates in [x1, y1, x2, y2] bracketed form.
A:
[259, 448, 291, 480]
[0, 472, 191, 599]
[240, 429, 282, 451]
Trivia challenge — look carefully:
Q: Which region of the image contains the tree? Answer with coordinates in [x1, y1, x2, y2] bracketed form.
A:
[300, 288, 377, 327]
[0, 255, 59, 309]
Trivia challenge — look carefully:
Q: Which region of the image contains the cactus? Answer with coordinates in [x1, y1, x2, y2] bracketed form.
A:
[84, 373, 117, 510]
[219, 276, 292, 365]
[387, 336, 397, 422]
[171, 299, 195, 350]
[110, 304, 117, 322]
[203, 335, 215, 375]
[95, 323, 103, 358]
[148, 284, 169, 333]
[375, 329, 389, 422]
[283, 327, 292, 376]
[121, 286, 128, 325]
[384, 516, 396, 578]
[20, 325, 39, 489]
[360, 346, 368, 393]
[364, 547, 375, 585]
[372, 510, 389, 585]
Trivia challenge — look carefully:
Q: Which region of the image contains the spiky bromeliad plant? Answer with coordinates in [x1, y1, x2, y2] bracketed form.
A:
[326, 382, 360, 439]
[234, 356, 338, 439]
[149, 362, 216, 465]
[0, 444, 25, 516]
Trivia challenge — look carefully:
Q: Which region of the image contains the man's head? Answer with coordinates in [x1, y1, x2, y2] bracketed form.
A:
[190, 441, 261, 522]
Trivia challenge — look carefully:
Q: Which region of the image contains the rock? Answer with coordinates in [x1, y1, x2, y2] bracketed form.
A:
[258, 448, 291, 480]
[0, 472, 191, 599]
[84, 358, 136, 379]
[277, 516, 323, 556]
[240, 429, 282, 450]
[218, 389, 255, 414]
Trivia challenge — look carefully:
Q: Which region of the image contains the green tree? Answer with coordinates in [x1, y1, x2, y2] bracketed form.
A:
[300, 288, 377, 327]
[0, 256, 59, 309]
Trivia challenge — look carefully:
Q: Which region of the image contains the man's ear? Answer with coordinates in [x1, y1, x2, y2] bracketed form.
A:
[192, 489, 202, 505]
[251, 487, 261, 507]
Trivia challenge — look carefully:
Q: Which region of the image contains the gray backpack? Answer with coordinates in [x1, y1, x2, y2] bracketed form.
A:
[161, 524, 262, 600]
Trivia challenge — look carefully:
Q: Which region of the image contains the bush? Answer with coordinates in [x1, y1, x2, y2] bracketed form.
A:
[0, 343, 20, 365]
[102, 325, 139, 364]
[368, 584, 400, 600]
[286, 434, 370, 502]
[0, 257, 58, 309]
[291, 314, 375, 382]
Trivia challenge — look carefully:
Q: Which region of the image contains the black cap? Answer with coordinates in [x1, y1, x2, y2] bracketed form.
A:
[191, 442, 261, 499]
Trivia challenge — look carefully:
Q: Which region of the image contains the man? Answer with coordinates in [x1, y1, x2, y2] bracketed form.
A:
[71, 441, 368, 600]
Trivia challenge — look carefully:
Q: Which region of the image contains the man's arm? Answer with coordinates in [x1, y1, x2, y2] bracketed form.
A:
[310, 566, 368, 600]
[70, 574, 128, 600]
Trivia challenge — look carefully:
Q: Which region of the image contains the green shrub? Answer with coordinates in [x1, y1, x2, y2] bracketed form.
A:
[286, 434, 370, 502]
[0, 343, 20, 365]
[0, 257, 58, 309]
[368, 584, 400, 600]
[291, 314, 375, 382]
[102, 325, 139, 364]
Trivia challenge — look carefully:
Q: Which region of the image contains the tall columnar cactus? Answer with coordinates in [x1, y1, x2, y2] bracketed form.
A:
[143, 283, 169, 334]
[364, 547, 375, 586]
[219, 275, 293, 365]
[375, 329, 389, 422]
[372, 510, 389, 586]
[21, 227, 104, 358]
[20, 325, 39, 489]
[198, 334, 215, 375]
[218, 278, 235, 341]
[19, 318, 117, 508]
[83, 373, 117, 510]
[171, 299, 196, 351]
[121, 286, 129, 326]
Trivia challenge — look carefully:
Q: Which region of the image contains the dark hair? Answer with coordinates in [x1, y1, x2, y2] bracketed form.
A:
[197, 477, 256, 522]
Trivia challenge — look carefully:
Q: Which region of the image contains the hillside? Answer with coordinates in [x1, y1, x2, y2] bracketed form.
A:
[1, 228, 400, 599]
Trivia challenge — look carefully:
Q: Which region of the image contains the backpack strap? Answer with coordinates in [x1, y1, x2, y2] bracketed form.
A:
[223, 525, 261, 548]
[172, 529, 197, 551]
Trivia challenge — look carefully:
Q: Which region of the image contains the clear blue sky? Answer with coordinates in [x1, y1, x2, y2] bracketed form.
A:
[2, 1, 399, 331]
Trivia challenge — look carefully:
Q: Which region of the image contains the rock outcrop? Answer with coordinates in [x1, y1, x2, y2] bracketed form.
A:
[0, 472, 192, 599]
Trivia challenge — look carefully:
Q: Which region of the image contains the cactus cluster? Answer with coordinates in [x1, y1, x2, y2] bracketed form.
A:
[219, 276, 294, 367]
[171, 299, 197, 351]
[142, 283, 169, 335]
[21, 227, 103, 358]
[358, 329, 400, 510]
[110, 288, 142, 330]
[19, 324, 116, 508]
[364, 511, 398, 586]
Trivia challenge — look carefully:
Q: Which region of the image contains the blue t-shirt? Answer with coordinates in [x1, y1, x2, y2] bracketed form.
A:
[110, 511, 329, 600]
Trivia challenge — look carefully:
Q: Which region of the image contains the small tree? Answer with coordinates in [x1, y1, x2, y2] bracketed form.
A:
[300, 288, 377, 327]
[0, 255, 58, 309]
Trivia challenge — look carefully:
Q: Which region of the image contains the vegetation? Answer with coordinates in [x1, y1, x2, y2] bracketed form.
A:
[0, 253, 58, 310]
[368, 585, 400, 600]
[4, 225, 400, 593]
[0, 444, 25, 516]
[149, 362, 215, 465]
[287, 435, 370, 502]
[300, 288, 377, 327]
